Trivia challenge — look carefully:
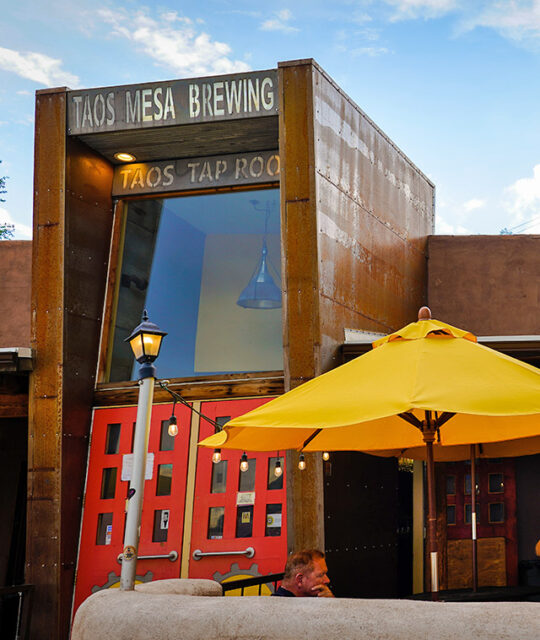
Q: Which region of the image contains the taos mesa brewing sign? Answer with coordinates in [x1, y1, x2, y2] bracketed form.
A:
[112, 150, 280, 197]
[67, 70, 277, 134]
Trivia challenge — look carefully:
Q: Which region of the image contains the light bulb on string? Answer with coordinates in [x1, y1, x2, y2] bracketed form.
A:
[212, 449, 222, 464]
[274, 458, 283, 477]
[240, 452, 249, 472]
[298, 453, 306, 471]
[322, 451, 330, 461]
[167, 415, 178, 436]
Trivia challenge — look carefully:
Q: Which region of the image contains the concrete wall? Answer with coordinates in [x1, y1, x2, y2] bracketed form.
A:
[428, 235, 540, 335]
[0, 240, 31, 347]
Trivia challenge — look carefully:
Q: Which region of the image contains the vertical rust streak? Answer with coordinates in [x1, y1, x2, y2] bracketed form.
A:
[279, 61, 324, 553]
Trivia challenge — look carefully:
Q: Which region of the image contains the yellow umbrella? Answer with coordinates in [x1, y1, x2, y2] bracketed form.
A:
[199, 308, 540, 596]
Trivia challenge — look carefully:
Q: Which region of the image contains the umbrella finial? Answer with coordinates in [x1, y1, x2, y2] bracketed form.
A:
[418, 306, 432, 320]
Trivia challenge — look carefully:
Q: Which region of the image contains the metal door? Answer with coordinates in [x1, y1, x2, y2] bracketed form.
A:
[188, 398, 287, 590]
[73, 402, 191, 613]
[445, 458, 517, 588]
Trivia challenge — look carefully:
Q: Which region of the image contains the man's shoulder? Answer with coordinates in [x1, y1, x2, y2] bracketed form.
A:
[272, 586, 295, 597]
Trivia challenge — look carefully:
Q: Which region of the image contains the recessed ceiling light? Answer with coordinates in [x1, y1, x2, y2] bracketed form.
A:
[114, 152, 136, 162]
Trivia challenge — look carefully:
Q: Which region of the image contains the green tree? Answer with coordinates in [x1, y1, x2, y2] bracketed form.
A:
[0, 161, 14, 239]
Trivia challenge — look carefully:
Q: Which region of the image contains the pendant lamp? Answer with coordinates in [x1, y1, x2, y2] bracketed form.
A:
[236, 199, 282, 309]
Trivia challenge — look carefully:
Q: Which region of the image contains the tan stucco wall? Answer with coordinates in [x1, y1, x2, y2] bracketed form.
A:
[0, 240, 31, 347]
[428, 235, 540, 335]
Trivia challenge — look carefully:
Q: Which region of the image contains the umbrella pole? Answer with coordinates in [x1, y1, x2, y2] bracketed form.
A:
[470, 444, 478, 592]
[424, 430, 439, 600]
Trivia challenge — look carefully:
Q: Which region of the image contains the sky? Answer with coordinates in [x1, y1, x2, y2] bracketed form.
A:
[1, 0, 540, 239]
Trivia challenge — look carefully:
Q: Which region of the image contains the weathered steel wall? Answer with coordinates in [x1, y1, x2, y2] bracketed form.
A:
[278, 59, 434, 561]
[0, 241, 31, 347]
[29, 88, 113, 639]
[279, 60, 325, 553]
[312, 64, 434, 371]
[428, 235, 540, 335]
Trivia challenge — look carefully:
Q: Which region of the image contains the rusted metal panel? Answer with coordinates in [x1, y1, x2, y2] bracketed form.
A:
[278, 61, 324, 554]
[29, 88, 66, 639]
[30, 90, 114, 639]
[312, 64, 433, 372]
[62, 137, 113, 636]
[67, 70, 278, 135]
[428, 235, 540, 335]
[112, 150, 280, 197]
[93, 372, 285, 406]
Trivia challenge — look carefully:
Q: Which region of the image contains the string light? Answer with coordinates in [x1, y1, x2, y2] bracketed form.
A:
[298, 452, 306, 471]
[167, 415, 178, 437]
[240, 452, 249, 472]
[322, 451, 330, 461]
[212, 449, 222, 464]
[274, 458, 283, 477]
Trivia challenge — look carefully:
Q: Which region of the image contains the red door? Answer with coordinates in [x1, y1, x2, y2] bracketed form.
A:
[445, 458, 517, 588]
[189, 398, 287, 590]
[73, 402, 192, 613]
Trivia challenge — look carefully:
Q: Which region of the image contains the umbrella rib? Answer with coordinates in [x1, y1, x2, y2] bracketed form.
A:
[436, 411, 456, 428]
[398, 412, 423, 429]
[301, 428, 322, 451]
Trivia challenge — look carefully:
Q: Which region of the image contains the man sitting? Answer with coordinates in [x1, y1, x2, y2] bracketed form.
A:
[272, 549, 334, 597]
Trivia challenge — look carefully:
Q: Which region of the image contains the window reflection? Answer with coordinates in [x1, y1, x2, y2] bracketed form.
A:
[109, 189, 282, 381]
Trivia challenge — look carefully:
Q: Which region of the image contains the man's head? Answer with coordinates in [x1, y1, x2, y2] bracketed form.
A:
[281, 549, 332, 597]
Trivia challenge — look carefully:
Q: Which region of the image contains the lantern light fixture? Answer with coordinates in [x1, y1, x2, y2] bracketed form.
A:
[125, 310, 167, 380]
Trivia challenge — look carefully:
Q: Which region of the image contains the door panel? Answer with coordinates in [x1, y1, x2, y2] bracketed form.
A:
[445, 458, 517, 588]
[189, 398, 287, 589]
[73, 403, 191, 613]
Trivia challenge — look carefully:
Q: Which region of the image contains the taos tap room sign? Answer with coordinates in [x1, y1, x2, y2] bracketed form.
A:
[67, 70, 277, 134]
[112, 150, 280, 196]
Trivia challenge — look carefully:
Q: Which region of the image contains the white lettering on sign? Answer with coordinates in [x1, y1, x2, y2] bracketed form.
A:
[119, 164, 175, 190]
[112, 151, 279, 196]
[189, 76, 275, 120]
[68, 71, 277, 134]
[125, 87, 176, 124]
[72, 92, 115, 130]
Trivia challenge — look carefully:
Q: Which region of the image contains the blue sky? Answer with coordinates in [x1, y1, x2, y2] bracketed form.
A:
[1, 0, 540, 239]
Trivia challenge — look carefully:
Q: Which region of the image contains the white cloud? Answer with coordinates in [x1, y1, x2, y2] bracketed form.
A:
[260, 9, 299, 33]
[351, 46, 390, 56]
[435, 215, 471, 234]
[384, 0, 458, 21]
[98, 8, 250, 76]
[464, 1, 540, 42]
[503, 164, 540, 232]
[0, 206, 32, 239]
[0, 46, 79, 87]
[463, 198, 486, 212]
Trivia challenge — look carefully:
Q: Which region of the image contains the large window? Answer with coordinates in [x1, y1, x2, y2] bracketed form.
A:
[109, 188, 282, 381]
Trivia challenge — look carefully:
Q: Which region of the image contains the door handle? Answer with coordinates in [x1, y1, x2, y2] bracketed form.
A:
[117, 550, 178, 563]
[192, 547, 255, 561]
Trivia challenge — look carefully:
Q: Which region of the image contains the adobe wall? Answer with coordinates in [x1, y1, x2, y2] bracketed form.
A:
[0, 240, 31, 347]
[428, 235, 540, 335]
